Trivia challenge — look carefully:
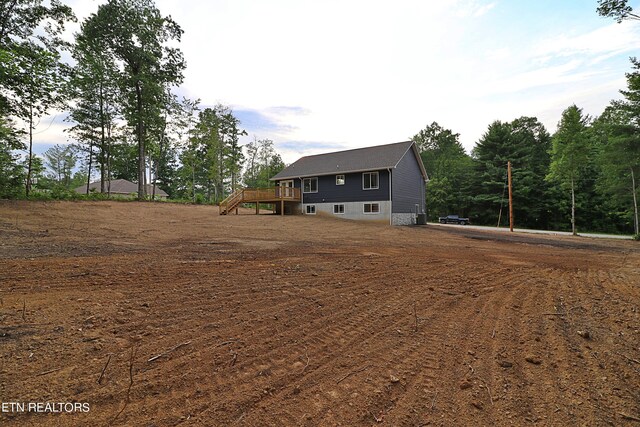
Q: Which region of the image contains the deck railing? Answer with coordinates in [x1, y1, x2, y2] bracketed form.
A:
[219, 187, 301, 215]
[243, 187, 300, 201]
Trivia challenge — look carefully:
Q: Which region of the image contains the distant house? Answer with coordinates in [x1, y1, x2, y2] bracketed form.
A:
[270, 141, 428, 225]
[74, 179, 169, 200]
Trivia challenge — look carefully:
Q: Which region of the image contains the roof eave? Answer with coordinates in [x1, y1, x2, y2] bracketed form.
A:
[270, 166, 395, 181]
[413, 143, 429, 182]
[391, 142, 428, 182]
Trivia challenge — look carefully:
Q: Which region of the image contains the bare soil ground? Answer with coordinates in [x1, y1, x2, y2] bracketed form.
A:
[1, 200, 639, 426]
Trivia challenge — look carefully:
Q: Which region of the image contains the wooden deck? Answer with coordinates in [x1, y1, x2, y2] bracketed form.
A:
[219, 187, 301, 215]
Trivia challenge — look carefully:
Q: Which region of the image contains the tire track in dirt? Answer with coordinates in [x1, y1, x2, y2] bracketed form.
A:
[62, 252, 418, 426]
[2, 202, 639, 427]
[127, 256, 432, 426]
[233, 258, 519, 425]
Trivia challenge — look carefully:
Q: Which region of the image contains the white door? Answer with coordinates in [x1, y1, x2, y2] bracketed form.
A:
[279, 180, 294, 198]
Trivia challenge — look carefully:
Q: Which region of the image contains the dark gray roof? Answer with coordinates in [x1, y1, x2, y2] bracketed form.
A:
[271, 141, 427, 181]
[74, 179, 168, 197]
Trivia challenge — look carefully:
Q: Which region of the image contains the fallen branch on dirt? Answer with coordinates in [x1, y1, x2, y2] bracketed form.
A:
[147, 341, 192, 362]
[431, 392, 437, 410]
[619, 412, 640, 422]
[70, 272, 90, 278]
[98, 354, 111, 384]
[482, 382, 493, 405]
[35, 367, 61, 377]
[230, 352, 237, 367]
[216, 339, 237, 348]
[591, 352, 605, 369]
[616, 352, 640, 365]
[542, 312, 565, 316]
[301, 346, 310, 373]
[336, 366, 369, 384]
[22, 300, 26, 321]
[112, 346, 137, 424]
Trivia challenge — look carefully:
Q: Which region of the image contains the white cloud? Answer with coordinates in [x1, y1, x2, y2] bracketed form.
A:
[453, 0, 497, 18]
[533, 20, 640, 59]
[31, 1, 638, 160]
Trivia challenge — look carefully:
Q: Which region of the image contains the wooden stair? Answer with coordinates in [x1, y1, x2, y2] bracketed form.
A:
[219, 189, 245, 215]
[218, 187, 301, 215]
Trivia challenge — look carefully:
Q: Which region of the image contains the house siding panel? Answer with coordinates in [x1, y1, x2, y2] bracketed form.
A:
[392, 148, 425, 214]
[298, 170, 390, 204]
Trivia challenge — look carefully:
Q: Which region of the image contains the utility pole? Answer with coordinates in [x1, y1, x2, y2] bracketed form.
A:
[508, 161, 514, 232]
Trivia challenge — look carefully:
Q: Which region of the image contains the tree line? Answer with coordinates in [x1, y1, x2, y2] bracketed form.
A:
[414, 67, 639, 236]
[414, 1, 639, 236]
[0, 0, 283, 202]
[0, 0, 638, 235]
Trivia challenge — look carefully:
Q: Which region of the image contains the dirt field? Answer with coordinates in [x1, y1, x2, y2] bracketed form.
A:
[1, 200, 639, 426]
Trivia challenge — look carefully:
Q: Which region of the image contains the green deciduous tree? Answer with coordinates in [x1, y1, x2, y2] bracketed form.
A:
[43, 143, 77, 189]
[597, 0, 640, 22]
[0, 0, 75, 196]
[109, 139, 138, 183]
[67, 15, 121, 195]
[411, 122, 473, 220]
[243, 137, 285, 188]
[14, 43, 68, 196]
[595, 60, 640, 235]
[0, 117, 24, 197]
[179, 105, 246, 202]
[547, 105, 592, 235]
[82, 0, 185, 199]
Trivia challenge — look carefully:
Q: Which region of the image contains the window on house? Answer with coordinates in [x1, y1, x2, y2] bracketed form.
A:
[306, 205, 316, 214]
[364, 203, 380, 214]
[336, 174, 345, 185]
[303, 177, 318, 193]
[333, 204, 345, 214]
[363, 172, 379, 190]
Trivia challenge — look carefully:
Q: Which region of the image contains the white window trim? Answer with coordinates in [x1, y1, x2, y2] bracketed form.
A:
[305, 204, 316, 215]
[336, 174, 345, 185]
[303, 177, 318, 193]
[333, 204, 345, 214]
[363, 203, 380, 214]
[362, 172, 379, 190]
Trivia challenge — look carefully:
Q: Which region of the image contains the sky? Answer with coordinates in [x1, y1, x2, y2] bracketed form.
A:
[30, 0, 640, 164]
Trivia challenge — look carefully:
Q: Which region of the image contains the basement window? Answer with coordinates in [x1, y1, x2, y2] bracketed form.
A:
[306, 205, 316, 215]
[336, 175, 345, 185]
[363, 203, 380, 214]
[333, 204, 345, 214]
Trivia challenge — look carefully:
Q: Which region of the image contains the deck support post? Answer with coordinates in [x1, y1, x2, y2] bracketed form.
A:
[235, 207, 238, 215]
[256, 202, 259, 215]
[280, 200, 284, 216]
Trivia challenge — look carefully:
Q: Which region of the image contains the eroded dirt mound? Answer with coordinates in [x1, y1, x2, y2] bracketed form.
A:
[1, 200, 639, 426]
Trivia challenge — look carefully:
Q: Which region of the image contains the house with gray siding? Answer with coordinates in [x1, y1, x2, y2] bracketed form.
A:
[270, 141, 428, 225]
